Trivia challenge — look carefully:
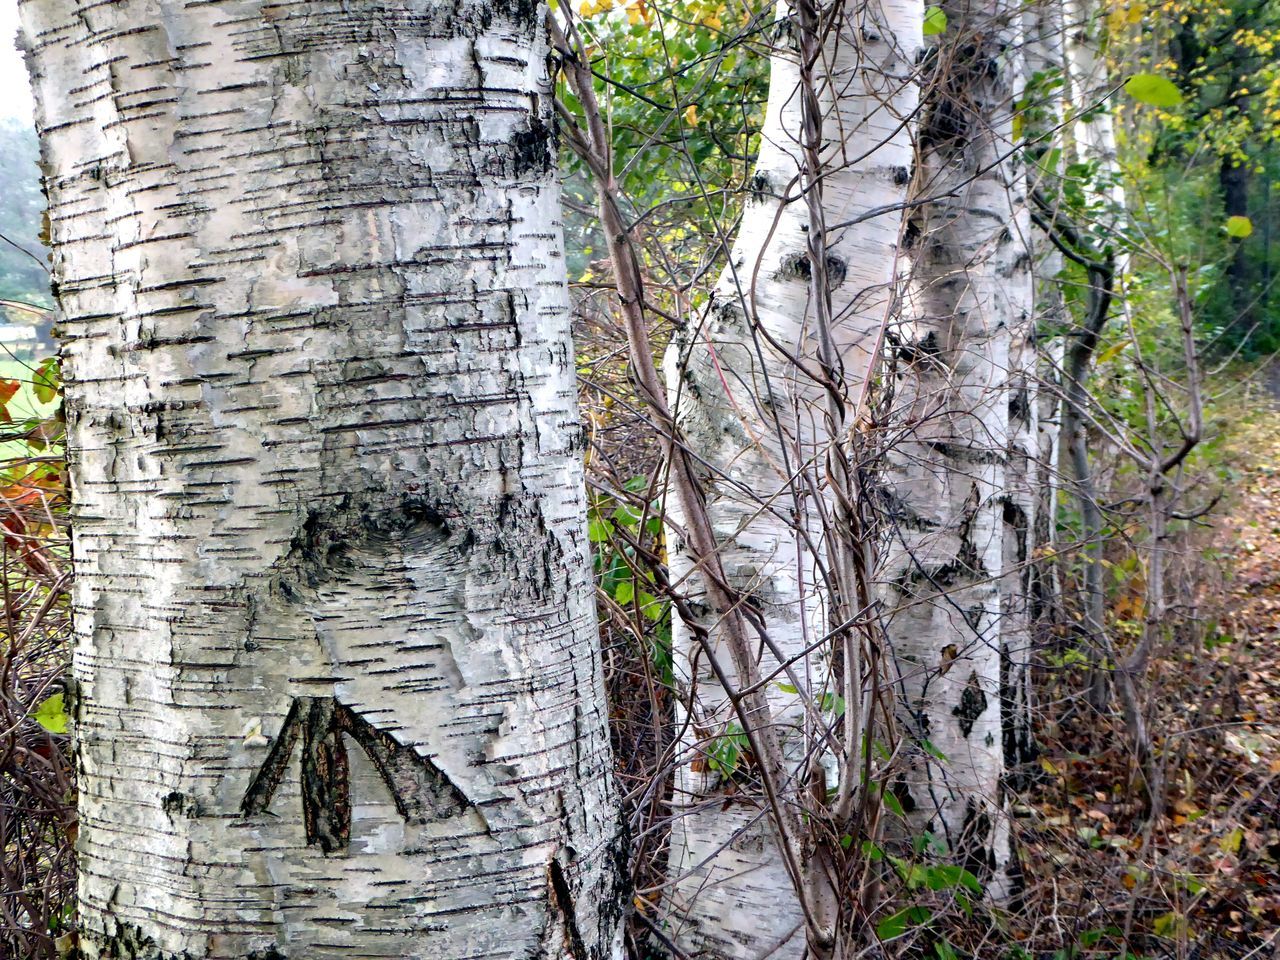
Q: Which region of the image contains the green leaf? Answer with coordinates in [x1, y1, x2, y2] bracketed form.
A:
[1124, 74, 1183, 107]
[921, 738, 949, 762]
[588, 518, 612, 543]
[1226, 215, 1253, 238]
[881, 790, 905, 818]
[925, 864, 984, 895]
[923, 5, 947, 34]
[1152, 911, 1186, 939]
[876, 906, 932, 940]
[33, 693, 69, 734]
[612, 504, 641, 528]
[614, 580, 635, 604]
[638, 591, 665, 621]
[776, 682, 799, 694]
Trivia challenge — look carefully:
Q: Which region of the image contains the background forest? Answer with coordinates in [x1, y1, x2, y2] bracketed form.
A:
[1, 0, 1279, 956]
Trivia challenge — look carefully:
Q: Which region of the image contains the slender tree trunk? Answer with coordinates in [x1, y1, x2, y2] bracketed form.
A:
[20, 1, 625, 957]
[1064, 0, 1125, 211]
[1220, 153, 1252, 330]
[662, 0, 920, 954]
[1001, 0, 1070, 782]
[885, 0, 1031, 895]
[1063, 0, 1124, 711]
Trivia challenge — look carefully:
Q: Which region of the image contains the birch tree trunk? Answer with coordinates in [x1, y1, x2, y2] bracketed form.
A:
[1000, 0, 1070, 781]
[19, 1, 625, 956]
[1063, 0, 1126, 710]
[884, 0, 1031, 893]
[661, 1, 920, 954]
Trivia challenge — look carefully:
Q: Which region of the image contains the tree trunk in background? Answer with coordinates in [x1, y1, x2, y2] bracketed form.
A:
[661, 0, 920, 954]
[885, 0, 1030, 895]
[1002, 0, 1070, 783]
[1064, 0, 1125, 211]
[1220, 154, 1253, 330]
[1063, 0, 1122, 711]
[20, 0, 624, 956]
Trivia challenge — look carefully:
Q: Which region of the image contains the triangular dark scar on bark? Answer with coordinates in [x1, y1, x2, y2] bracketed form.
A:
[241, 696, 470, 852]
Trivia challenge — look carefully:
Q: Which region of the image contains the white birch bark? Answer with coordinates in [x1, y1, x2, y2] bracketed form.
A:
[661, 1, 920, 954]
[19, 0, 624, 956]
[1064, 0, 1125, 207]
[999, 0, 1069, 780]
[884, 0, 1030, 893]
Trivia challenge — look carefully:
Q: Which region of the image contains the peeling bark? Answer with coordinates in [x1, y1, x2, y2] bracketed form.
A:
[19, 0, 625, 955]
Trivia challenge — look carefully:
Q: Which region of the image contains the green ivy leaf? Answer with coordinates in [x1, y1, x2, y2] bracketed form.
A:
[33, 693, 69, 734]
[1124, 74, 1183, 107]
[923, 5, 947, 34]
[1226, 215, 1253, 238]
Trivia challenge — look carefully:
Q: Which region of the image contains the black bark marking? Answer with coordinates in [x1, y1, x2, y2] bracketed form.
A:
[952, 670, 988, 738]
[775, 251, 848, 290]
[241, 696, 470, 853]
[299, 697, 351, 853]
[1008, 384, 1030, 426]
[958, 797, 996, 882]
[895, 328, 941, 366]
[79, 921, 179, 960]
[548, 858, 590, 960]
[341, 701, 470, 825]
[511, 113, 555, 178]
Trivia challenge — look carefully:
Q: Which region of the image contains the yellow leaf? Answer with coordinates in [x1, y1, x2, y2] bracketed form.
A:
[1226, 215, 1254, 238]
[1220, 827, 1244, 854]
[1153, 912, 1187, 939]
[684, 104, 698, 125]
[1096, 339, 1129, 364]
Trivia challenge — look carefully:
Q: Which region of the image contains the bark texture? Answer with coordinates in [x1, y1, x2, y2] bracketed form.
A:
[19, 0, 624, 956]
[661, 0, 920, 954]
[885, 0, 1031, 893]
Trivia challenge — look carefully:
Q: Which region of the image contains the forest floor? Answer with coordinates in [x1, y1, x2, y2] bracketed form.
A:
[1012, 407, 1280, 959]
